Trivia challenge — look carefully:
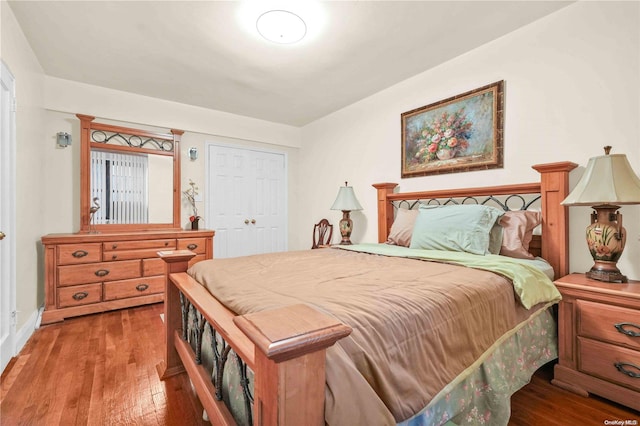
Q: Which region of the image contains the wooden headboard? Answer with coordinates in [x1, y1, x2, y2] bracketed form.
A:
[373, 162, 577, 279]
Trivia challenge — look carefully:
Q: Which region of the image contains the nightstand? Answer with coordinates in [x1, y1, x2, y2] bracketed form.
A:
[552, 273, 640, 411]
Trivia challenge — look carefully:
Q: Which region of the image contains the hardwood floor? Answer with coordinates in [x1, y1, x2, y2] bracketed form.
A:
[509, 362, 638, 426]
[1, 304, 208, 426]
[1, 304, 638, 425]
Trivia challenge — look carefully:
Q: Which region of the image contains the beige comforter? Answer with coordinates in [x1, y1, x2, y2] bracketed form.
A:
[188, 246, 550, 425]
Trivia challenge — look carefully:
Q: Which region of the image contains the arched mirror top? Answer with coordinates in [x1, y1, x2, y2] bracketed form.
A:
[78, 114, 183, 232]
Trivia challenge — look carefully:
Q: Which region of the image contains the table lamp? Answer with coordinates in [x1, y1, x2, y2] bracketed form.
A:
[331, 182, 363, 245]
[562, 146, 640, 283]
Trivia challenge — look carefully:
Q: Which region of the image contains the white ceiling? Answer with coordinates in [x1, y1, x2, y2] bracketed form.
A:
[8, 1, 572, 126]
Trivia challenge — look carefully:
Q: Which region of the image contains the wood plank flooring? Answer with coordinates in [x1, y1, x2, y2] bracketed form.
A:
[1, 304, 207, 426]
[1, 303, 638, 425]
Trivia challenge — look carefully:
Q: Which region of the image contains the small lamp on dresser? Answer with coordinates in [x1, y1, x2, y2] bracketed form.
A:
[331, 182, 363, 245]
[562, 146, 640, 283]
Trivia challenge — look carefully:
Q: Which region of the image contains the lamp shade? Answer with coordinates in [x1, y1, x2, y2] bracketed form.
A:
[331, 183, 363, 211]
[562, 152, 640, 206]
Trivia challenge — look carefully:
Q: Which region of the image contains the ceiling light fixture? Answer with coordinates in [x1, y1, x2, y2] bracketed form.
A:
[256, 10, 307, 44]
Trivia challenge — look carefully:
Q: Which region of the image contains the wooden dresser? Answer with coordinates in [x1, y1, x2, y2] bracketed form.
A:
[41, 229, 214, 324]
[552, 273, 640, 411]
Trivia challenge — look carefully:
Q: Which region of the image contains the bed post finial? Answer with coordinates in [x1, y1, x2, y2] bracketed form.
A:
[372, 183, 397, 243]
[532, 161, 578, 279]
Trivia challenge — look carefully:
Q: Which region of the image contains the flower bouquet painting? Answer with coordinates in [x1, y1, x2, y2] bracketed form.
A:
[401, 81, 504, 178]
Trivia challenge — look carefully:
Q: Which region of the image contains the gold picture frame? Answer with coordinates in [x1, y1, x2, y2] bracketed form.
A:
[401, 81, 504, 178]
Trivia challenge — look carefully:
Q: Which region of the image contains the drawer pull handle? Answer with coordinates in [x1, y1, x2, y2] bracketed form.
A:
[112, 244, 118, 249]
[187, 244, 198, 250]
[135, 284, 149, 292]
[72, 250, 88, 258]
[72, 291, 89, 301]
[164, 241, 169, 246]
[111, 255, 118, 260]
[614, 362, 640, 379]
[95, 269, 110, 277]
[614, 322, 640, 337]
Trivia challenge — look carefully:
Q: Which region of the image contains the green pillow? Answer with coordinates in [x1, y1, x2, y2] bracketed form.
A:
[409, 204, 504, 255]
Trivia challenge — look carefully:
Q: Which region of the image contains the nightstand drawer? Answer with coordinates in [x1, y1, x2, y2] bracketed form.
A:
[579, 300, 640, 350]
[579, 337, 640, 391]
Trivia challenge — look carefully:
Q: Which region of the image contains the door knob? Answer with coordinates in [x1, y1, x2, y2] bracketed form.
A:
[244, 219, 250, 224]
[251, 219, 256, 224]
[0, 231, 5, 240]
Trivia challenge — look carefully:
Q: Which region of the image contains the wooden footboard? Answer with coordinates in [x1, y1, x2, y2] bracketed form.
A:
[157, 250, 352, 426]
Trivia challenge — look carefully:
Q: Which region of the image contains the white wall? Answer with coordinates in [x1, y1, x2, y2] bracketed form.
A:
[299, 1, 640, 279]
[45, 77, 301, 149]
[1, 2, 47, 336]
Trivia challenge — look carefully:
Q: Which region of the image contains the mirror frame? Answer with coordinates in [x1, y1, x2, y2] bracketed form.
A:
[77, 114, 183, 232]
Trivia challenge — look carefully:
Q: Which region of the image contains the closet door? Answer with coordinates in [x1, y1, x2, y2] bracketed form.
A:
[207, 144, 286, 258]
[250, 150, 286, 255]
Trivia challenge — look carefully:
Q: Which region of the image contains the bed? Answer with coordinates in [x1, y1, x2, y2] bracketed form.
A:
[157, 161, 577, 426]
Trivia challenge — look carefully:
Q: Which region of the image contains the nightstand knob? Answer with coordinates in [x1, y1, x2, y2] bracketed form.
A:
[614, 322, 640, 337]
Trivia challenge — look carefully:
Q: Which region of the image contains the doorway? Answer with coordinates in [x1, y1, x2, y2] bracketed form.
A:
[206, 143, 287, 258]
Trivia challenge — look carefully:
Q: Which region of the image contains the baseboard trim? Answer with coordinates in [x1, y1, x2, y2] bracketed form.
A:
[15, 306, 42, 354]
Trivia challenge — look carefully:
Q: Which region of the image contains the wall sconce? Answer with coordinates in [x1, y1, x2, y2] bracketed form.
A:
[189, 147, 198, 161]
[57, 132, 72, 147]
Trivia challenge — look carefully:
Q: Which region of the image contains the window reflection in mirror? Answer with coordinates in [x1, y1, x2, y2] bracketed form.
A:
[90, 149, 173, 225]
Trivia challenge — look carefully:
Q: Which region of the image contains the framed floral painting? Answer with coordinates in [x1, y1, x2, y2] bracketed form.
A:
[401, 81, 504, 178]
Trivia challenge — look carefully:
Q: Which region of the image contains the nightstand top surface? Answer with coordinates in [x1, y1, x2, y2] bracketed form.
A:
[555, 273, 640, 300]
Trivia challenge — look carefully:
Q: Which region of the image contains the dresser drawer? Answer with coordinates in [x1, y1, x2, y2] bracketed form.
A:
[58, 260, 141, 287]
[579, 337, 640, 391]
[103, 239, 176, 251]
[58, 283, 102, 308]
[143, 258, 166, 276]
[103, 275, 165, 301]
[188, 254, 206, 268]
[58, 243, 102, 265]
[103, 248, 175, 261]
[178, 238, 207, 254]
[578, 300, 640, 350]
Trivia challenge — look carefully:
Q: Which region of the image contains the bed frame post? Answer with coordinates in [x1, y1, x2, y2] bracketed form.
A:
[156, 250, 196, 380]
[532, 161, 578, 279]
[372, 183, 398, 243]
[234, 304, 352, 426]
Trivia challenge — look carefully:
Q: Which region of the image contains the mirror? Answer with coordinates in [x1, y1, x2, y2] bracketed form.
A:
[78, 114, 182, 232]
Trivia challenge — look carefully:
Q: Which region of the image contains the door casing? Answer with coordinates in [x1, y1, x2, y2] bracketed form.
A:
[1, 60, 17, 374]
